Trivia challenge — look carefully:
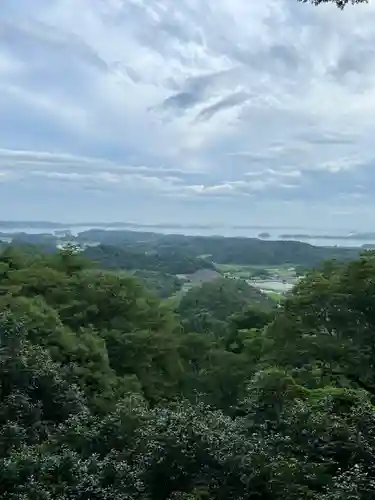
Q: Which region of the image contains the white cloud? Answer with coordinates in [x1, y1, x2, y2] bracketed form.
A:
[0, 50, 24, 76]
[0, 0, 375, 227]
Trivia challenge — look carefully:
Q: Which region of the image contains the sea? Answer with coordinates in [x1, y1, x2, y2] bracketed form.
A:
[1, 224, 374, 248]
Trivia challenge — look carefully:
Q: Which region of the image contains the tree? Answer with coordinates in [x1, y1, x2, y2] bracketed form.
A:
[0, 445, 145, 500]
[0, 312, 86, 458]
[3, 243, 375, 498]
[0, 328, 145, 499]
[298, 0, 368, 9]
[135, 400, 265, 500]
[51, 244, 91, 276]
[229, 307, 274, 332]
[262, 252, 375, 392]
[236, 368, 375, 500]
[177, 278, 273, 336]
[0, 249, 183, 410]
[102, 328, 184, 403]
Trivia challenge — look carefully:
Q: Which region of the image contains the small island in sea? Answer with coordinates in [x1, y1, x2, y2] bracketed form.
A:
[258, 232, 271, 239]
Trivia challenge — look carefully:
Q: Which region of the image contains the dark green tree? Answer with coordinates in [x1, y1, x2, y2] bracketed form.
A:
[298, 0, 368, 8]
[263, 252, 375, 392]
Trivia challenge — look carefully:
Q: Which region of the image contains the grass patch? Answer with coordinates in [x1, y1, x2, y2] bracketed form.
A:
[267, 292, 284, 302]
[215, 263, 295, 272]
[215, 263, 295, 280]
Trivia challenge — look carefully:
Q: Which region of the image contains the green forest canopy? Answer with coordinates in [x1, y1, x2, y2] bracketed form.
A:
[177, 278, 275, 337]
[8, 228, 363, 269]
[1, 245, 375, 498]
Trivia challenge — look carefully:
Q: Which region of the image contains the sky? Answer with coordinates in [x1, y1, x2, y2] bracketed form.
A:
[1, 0, 375, 229]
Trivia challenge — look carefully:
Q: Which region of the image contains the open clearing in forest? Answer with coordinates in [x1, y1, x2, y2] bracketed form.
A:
[215, 263, 294, 277]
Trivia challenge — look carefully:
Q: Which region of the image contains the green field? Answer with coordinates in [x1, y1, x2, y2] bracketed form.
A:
[215, 263, 294, 279]
[215, 263, 293, 272]
[267, 291, 284, 302]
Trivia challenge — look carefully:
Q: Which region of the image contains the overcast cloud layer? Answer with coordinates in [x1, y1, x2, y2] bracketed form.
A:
[1, 0, 375, 228]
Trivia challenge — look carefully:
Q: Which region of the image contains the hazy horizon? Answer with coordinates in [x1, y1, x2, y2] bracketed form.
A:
[0, 219, 371, 232]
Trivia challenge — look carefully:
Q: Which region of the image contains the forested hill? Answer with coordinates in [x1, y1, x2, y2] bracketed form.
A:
[77, 229, 359, 267]
[6, 228, 360, 268]
[2, 245, 375, 498]
[177, 278, 274, 336]
[83, 243, 215, 274]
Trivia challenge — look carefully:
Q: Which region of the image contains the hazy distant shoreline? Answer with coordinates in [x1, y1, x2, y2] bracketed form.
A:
[279, 233, 375, 241]
[0, 221, 374, 248]
[0, 221, 371, 235]
[0, 221, 327, 230]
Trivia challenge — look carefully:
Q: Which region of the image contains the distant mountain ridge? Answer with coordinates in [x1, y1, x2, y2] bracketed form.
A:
[2, 227, 363, 268]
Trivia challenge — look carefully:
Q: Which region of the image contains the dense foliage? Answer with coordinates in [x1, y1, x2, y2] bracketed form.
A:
[131, 269, 185, 298]
[83, 244, 215, 275]
[9, 228, 360, 269]
[177, 278, 274, 336]
[1, 244, 375, 498]
[76, 229, 360, 267]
